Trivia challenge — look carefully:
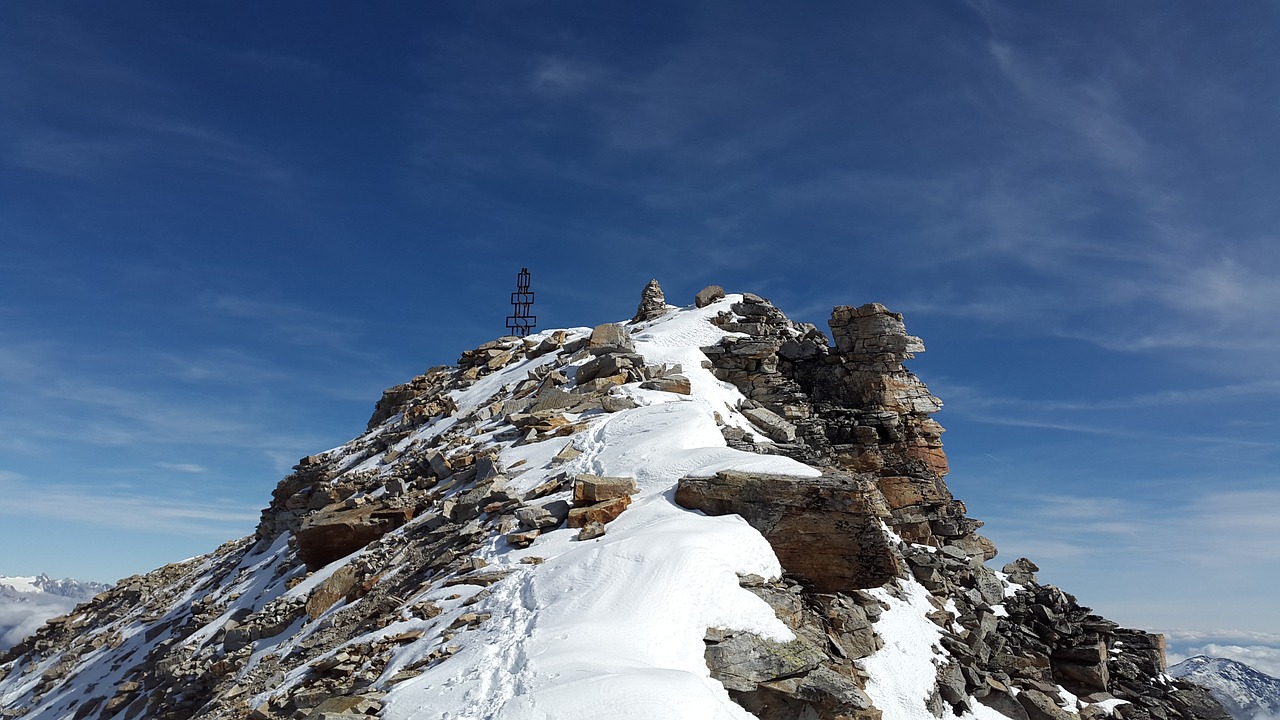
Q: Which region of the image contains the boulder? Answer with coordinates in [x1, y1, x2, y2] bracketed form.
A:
[980, 690, 1031, 720]
[1017, 688, 1076, 720]
[588, 323, 634, 355]
[675, 471, 898, 592]
[703, 631, 825, 692]
[577, 521, 607, 540]
[741, 406, 798, 443]
[695, 285, 726, 308]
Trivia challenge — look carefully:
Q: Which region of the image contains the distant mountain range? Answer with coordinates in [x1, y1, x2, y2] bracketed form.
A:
[1171, 655, 1280, 720]
[0, 574, 112, 651]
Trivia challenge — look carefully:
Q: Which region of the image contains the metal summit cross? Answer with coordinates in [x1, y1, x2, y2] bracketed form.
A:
[505, 267, 536, 337]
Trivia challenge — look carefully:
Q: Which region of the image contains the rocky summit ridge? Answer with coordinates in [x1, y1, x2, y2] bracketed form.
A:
[0, 282, 1230, 720]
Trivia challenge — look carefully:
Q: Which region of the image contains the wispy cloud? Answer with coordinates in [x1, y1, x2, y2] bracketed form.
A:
[986, 487, 1280, 582]
[0, 473, 257, 537]
[205, 294, 368, 351]
[0, 8, 289, 185]
[156, 462, 207, 474]
[946, 379, 1280, 414]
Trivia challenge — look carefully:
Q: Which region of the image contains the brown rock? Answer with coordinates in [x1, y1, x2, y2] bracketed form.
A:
[876, 476, 950, 510]
[305, 566, 359, 618]
[695, 285, 726, 308]
[506, 530, 539, 548]
[573, 475, 637, 504]
[640, 375, 692, 395]
[567, 495, 632, 528]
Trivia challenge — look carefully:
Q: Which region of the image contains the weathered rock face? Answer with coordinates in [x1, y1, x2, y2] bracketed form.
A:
[700, 296, 979, 555]
[687, 291, 1224, 720]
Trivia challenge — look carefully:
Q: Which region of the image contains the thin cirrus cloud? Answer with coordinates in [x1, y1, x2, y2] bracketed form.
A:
[0, 473, 258, 537]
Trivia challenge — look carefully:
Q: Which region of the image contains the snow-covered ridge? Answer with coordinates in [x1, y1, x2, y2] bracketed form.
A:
[1170, 656, 1280, 720]
[0, 285, 1233, 720]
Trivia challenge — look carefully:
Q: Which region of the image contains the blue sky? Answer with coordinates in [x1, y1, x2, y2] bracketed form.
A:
[2, 1, 1278, 662]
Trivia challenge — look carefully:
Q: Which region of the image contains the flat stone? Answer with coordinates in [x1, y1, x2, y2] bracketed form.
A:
[979, 690, 1031, 720]
[601, 395, 638, 412]
[515, 505, 560, 530]
[1017, 688, 1076, 720]
[505, 530, 539, 548]
[640, 375, 692, 395]
[295, 503, 414, 571]
[704, 630, 825, 692]
[741, 406, 797, 442]
[305, 566, 358, 618]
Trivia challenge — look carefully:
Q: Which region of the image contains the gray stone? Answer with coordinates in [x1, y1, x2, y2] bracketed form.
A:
[601, 395, 638, 412]
[704, 631, 825, 692]
[980, 690, 1031, 720]
[695, 285, 726, 308]
[1003, 557, 1040, 585]
[937, 662, 968, 704]
[515, 506, 559, 530]
[741, 406, 798, 443]
[1017, 688, 1076, 720]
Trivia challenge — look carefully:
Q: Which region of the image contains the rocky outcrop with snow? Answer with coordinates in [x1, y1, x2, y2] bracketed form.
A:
[1170, 656, 1280, 720]
[0, 283, 1230, 720]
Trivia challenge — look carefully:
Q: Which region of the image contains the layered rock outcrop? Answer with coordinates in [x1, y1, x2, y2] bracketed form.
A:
[680, 293, 1222, 720]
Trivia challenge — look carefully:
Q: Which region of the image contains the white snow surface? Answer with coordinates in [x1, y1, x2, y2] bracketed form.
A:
[0, 577, 40, 594]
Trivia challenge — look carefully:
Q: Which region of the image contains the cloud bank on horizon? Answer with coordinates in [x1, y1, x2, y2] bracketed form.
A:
[0, 1, 1276, 642]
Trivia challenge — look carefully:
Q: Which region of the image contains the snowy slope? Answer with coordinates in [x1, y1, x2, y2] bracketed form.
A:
[1170, 656, 1280, 720]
